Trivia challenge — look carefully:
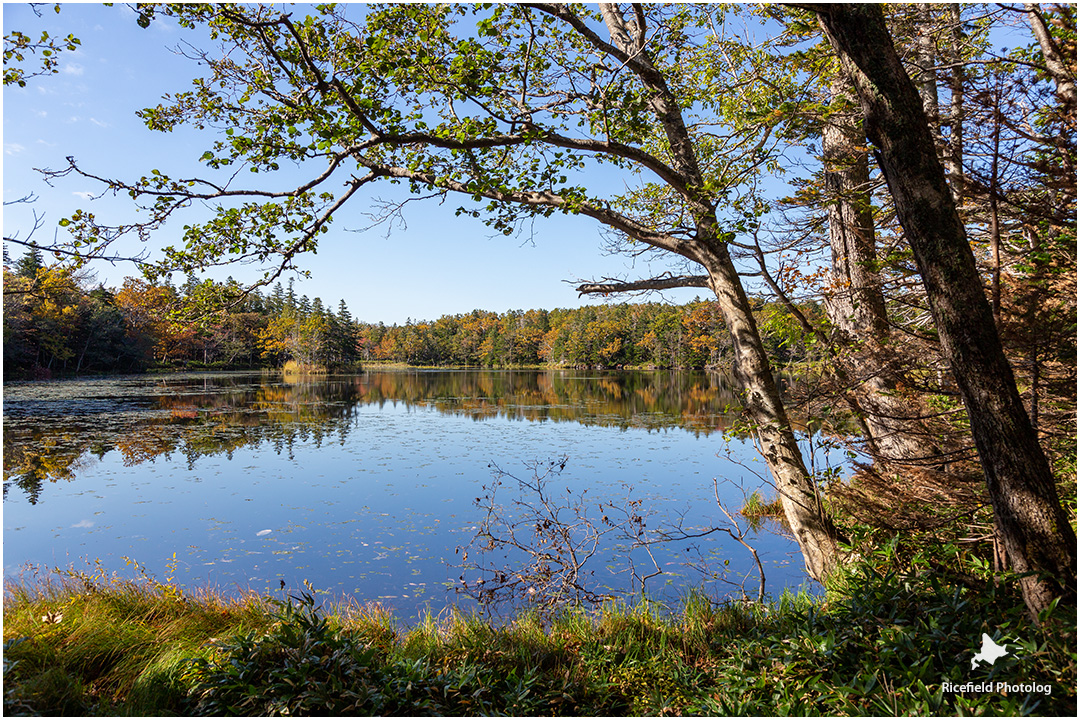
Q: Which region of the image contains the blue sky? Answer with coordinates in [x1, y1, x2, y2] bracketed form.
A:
[3, 3, 716, 325]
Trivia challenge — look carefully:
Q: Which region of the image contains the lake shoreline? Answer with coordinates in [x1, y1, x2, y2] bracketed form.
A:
[3, 546, 1074, 716]
[6, 370, 1074, 715]
[6, 356, 816, 381]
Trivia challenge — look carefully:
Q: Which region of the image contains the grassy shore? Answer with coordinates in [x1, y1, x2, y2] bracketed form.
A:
[3, 543, 1075, 717]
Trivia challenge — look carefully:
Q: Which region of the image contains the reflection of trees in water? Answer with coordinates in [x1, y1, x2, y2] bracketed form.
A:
[3, 375, 366, 504]
[3, 371, 749, 503]
[353, 370, 745, 434]
[3, 434, 91, 505]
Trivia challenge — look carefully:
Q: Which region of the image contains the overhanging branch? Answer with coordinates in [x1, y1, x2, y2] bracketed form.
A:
[576, 273, 710, 296]
[351, 156, 695, 259]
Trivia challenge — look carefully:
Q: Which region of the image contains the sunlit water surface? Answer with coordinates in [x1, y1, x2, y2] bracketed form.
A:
[3, 370, 835, 617]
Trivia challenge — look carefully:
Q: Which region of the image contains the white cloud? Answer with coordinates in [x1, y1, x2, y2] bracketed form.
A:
[4, 143, 25, 155]
[119, 4, 175, 33]
[149, 14, 176, 34]
[72, 191, 95, 199]
[71, 519, 94, 529]
[89, 117, 109, 128]
[61, 63, 85, 76]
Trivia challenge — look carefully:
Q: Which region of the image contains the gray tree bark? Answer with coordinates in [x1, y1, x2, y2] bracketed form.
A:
[822, 72, 936, 467]
[944, 5, 965, 206]
[700, 246, 840, 582]
[913, 5, 940, 126]
[1025, 3, 1077, 113]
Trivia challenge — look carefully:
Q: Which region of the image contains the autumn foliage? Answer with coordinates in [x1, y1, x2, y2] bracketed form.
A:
[3, 251, 819, 378]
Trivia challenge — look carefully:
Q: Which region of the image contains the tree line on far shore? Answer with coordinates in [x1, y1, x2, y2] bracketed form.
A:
[2, 250, 364, 378]
[3, 248, 814, 378]
[354, 297, 809, 369]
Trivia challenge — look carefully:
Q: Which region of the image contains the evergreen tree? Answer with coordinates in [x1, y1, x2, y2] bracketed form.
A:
[13, 248, 44, 279]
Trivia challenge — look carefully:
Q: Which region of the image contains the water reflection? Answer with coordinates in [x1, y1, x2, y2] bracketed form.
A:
[4, 370, 748, 504]
[3, 370, 813, 615]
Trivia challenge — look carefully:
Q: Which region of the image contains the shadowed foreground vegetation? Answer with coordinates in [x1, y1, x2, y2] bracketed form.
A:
[4, 540, 1075, 717]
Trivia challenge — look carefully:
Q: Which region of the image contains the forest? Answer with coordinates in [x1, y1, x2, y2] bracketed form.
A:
[2, 3, 1076, 715]
[3, 251, 363, 376]
[3, 248, 815, 375]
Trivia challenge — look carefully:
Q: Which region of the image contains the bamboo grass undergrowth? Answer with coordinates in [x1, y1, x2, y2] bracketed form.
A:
[3, 548, 1076, 716]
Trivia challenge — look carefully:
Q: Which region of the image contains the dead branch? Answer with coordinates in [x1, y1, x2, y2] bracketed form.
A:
[576, 273, 710, 296]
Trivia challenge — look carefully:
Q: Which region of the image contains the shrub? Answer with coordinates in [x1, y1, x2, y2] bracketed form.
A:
[698, 551, 1077, 716]
[183, 589, 580, 716]
[184, 589, 393, 715]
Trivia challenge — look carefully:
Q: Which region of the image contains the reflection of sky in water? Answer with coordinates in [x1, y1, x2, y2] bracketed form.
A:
[3, 372, 826, 618]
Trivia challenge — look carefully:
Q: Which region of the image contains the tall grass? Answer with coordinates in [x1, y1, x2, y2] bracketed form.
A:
[738, 489, 787, 531]
[4, 549, 1076, 716]
[3, 563, 274, 715]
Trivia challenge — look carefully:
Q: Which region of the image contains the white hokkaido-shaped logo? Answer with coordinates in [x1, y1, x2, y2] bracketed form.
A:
[971, 633, 1010, 670]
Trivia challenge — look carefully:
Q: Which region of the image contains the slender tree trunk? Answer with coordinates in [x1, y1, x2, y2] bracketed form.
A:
[945, 4, 965, 206]
[76, 335, 92, 374]
[1029, 330, 1040, 433]
[816, 3, 1077, 618]
[702, 245, 840, 582]
[989, 196, 1002, 323]
[989, 78, 1003, 324]
[588, 3, 843, 583]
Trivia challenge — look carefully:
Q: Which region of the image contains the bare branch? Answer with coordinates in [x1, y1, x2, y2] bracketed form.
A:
[744, 228, 820, 336]
[576, 273, 710, 296]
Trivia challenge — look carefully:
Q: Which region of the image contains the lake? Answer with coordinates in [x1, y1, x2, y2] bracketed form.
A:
[2, 369, 835, 617]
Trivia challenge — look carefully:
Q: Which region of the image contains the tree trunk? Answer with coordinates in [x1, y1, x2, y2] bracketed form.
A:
[913, 5, 940, 126]
[823, 72, 936, 466]
[595, 2, 842, 584]
[701, 245, 841, 583]
[1024, 3, 1077, 114]
[816, 3, 1077, 618]
[1029, 330, 1040, 433]
[823, 75, 888, 340]
[989, 78, 1003, 324]
[944, 4, 965, 206]
[76, 335, 92, 374]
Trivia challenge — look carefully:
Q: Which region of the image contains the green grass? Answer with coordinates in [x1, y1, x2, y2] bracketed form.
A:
[3, 564, 275, 715]
[739, 489, 788, 531]
[4, 553, 1076, 716]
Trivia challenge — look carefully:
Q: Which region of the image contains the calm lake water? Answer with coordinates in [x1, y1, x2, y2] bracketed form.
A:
[3, 370, 834, 617]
